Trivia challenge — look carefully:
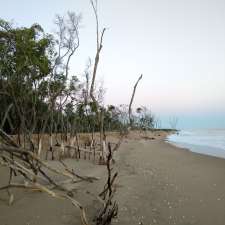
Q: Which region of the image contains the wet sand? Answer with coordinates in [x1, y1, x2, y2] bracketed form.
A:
[1, 131, 225, 225]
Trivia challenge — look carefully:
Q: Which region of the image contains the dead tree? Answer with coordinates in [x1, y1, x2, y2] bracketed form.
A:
[89, 0, 106, 163]
[128, 74, 143, 128]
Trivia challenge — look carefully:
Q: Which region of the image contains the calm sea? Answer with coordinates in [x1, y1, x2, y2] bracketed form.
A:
[167, 129, 225, 159]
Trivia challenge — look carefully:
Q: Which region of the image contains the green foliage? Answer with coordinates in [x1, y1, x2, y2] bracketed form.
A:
[0, 19, 53, 132]
[0, 18, 126, 134]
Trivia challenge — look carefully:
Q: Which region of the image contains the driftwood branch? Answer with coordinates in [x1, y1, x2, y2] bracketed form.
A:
[95, 142, 118, 225]
[59, 159, 99, 182]
[0, 130, 96, 224]
[0, 129, 19, 147]
[0, 181, 89, 225]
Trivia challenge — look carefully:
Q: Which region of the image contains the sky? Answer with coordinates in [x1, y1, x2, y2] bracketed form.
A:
[1, 0, 225, 129]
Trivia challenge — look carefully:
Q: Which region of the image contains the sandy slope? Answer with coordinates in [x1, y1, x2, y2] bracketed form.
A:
[1, 132, 225, 225]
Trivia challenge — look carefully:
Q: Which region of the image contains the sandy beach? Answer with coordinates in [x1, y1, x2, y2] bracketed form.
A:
[1, 131, 225, 225]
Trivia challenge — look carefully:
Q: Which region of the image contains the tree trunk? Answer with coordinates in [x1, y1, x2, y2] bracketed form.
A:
[128, 74, 143, 128]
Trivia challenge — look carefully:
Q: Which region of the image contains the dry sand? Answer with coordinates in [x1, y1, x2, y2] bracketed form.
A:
[1, 131, 225, 225]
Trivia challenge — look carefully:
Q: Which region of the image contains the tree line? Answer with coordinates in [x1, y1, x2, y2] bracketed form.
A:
[0, 16, 155, 139]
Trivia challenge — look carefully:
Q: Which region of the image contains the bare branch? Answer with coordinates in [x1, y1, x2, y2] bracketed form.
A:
[128, 74, 143, 128]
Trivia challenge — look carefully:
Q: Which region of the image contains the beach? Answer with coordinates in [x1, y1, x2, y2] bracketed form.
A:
[1, 131, 225, 225]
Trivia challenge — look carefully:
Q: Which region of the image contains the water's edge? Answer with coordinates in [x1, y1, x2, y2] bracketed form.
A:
[166, 130, 225, 159]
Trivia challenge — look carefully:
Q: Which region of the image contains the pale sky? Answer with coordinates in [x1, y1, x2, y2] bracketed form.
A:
[1, 0, 225, 129]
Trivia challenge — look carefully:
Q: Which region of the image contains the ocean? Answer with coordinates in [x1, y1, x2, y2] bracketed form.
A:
[167, 129, 225, 159]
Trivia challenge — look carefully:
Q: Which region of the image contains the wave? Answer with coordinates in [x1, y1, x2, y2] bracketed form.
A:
[167, 129, 225, 159]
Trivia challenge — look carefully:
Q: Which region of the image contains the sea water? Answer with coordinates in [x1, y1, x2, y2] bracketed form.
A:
[167, 129, 225, 159]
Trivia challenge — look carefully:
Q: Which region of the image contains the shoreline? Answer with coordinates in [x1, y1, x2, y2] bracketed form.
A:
[113, 133, 225, 225]
[166, 138, 225, 161]
[166, 129, 225, 160]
